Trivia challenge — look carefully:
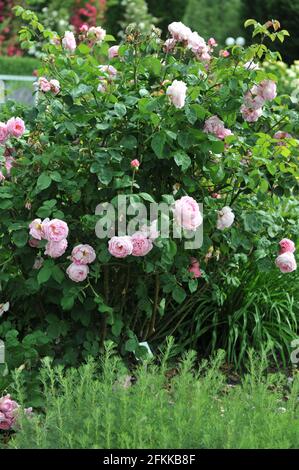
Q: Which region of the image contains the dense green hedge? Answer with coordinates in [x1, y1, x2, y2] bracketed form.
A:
[0, 56, 41, 76]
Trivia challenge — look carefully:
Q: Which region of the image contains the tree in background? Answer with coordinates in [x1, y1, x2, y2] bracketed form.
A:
[184, 0, 243, 45]
[240, 0, 299, 64]
[147, 0, 186, 34]
[118, 0, 157, 37]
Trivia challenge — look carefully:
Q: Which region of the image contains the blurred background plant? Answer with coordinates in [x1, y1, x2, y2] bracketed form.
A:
[1, 0, 298, 61]
[118, 0, 157, 38]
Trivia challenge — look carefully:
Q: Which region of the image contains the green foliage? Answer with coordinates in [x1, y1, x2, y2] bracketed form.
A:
[5, 346, 299, 449]
[184, 0, 243, 46]
[0, 6, 299, 400]
[0, 56, 40, 75]
[240, 0, 299, 64]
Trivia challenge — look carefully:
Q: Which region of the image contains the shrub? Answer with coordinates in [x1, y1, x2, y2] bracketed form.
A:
[0, 10, 298, 399]
[5, 346, 299, 449]
[0, 56, 40, 75]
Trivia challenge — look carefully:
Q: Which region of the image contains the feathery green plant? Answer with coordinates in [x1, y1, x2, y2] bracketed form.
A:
[5, 344, 299, 449]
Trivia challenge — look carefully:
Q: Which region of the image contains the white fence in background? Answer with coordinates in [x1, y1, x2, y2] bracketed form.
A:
[0, 75, 38, 106]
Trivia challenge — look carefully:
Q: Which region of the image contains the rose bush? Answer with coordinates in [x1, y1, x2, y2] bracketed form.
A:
[0, 11, 299, 399]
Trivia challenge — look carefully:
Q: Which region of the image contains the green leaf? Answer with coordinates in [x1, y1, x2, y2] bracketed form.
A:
[125, 338, 138, 352]
[151, 132, 166, 158]
[61, 295, 75, 311]
[36, 173, 52, 192]
[243, 213, 262, 232]
[12, 230, 28, 247]
[139, 192, 155, 203]
[71, 84, 93, 98]
[78, 43, 90, 54]
[112, 318, 124, 337]
[120, 135, 137, 149]
[0, 199, 13, 209]
[37, 265, 53, 284]
[174, 150, 191, 171]
[172, 286, 186, 304]
[188, 279, 198, 293]
[51, 266, 65, 283]
[114, 103, 127, 117]
[211, 140, 225, 154]
[98, 303, 113, 314]
[50, 171, 62, 182]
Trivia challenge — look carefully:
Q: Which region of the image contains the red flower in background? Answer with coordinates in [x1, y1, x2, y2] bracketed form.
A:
[71, 0, 107, 33]
[0, 0, 23, 56]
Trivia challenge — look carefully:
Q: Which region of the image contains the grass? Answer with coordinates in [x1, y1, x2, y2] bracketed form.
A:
[3, 341, 299, 449]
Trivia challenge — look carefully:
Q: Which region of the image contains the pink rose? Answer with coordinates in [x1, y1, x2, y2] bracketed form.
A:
[108, 236, 133, 258]
[49, 79, 60, 95]
[208, 37, 217, 47]
[0, 412, 13, 430]
[88, 26, 106, 43]
[108, 45, 120, 59]
[131, 232, 153, 257]
[217, 206, 235, 230]
[98, 65, 117, 79]
[203, 115, 232, 140]
[174, 196, 202, 231]
[258, 80, 277, 101]
[163, 38, 176, 53]
[71, 244, 96, 265]
[0, 122, 8, 144]
[275, 252, 297, 273]
[0, 395, 19, 414]
[0, 171, 5, 182]
[140, 220, 160, 241]
[211, 193, 221, 199]
[188, 257, 201, 278]
[38, 77, 51, 92]
[29, 218, 43, 240]
[240, 105, 262, 123]
[187, 31, 206, 53]
[45, 239, 68, 258]
[79, 24, 89, 33]
[66, 263, 89, 282]
[168, 22, 192, 42]
[62, 31, 76, 52]
[130, 159, 140, 169]
[42, 219, 69, 242]
[97, 80, 108, 93]
[6, 117, 25, 138]
[244, 90, 265, 110]
[279, 238, 296, 254]
[5, 156, 15, 176]
[274, 131, 292, 146]
[166, 80, 187, 109]
[220, 50, 230, 57]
